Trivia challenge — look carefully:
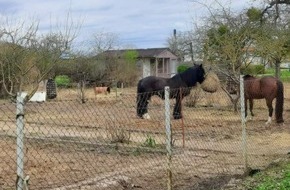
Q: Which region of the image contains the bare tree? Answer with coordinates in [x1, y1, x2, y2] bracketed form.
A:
[167, 30, 194, 63]
[0, 14, 80, 101]
[89, 31, 120, 55]
[83, 31, 139, 87]
[261, 0, 290, 24]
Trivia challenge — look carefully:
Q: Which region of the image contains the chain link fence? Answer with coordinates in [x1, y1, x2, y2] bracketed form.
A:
[1, 80, 290, 190]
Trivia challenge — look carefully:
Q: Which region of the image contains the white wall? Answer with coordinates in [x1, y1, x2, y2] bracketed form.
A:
[21, 91, 46, 102]
[170, 59, 177, 77]
[142, 59, 151, 78]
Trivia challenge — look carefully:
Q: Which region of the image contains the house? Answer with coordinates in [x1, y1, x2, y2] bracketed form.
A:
[101, 48, 179, 79]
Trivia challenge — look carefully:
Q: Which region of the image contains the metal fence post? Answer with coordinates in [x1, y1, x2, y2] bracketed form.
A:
[239, 75, 248, 170]
[165, 86, 172, 190]
[16, 92, 25, 190]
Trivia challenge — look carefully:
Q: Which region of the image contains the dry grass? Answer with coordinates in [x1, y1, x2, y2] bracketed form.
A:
[201, 71, 220, 93]
[106, 120, 131, 143]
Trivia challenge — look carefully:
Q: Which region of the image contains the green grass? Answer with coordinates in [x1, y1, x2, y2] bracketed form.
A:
[263, 68, 290, 82]
[239, 157, 290, 190]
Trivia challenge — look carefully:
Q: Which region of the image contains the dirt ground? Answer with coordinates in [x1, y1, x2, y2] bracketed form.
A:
[1, 84, 290, 190]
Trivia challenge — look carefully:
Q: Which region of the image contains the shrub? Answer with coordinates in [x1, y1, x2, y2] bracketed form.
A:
[177, 64, 190, 73]
[108, 128, 131, 143]
[241, 65, 265, 75]
[106, 121, 131, 143]
[143, 135, 156, 148]
[55, 75, 71, 88]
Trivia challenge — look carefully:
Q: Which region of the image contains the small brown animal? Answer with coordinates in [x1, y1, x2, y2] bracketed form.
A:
[94, 87, 110, 97]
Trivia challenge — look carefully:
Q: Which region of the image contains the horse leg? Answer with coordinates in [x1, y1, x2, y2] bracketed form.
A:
[244, 99, 248, 121]
[249, 99, 254, 117]
[173, 97, 182, 119]
[265, 99, 274, 125]
[244, 99, 248, 118]
[244, 98, 253, 122]
[137, 93, 151, 119]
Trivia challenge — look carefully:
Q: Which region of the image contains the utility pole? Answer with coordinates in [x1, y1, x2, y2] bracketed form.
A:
[173, 29, 177, 54]
[189, 42, 194, 65]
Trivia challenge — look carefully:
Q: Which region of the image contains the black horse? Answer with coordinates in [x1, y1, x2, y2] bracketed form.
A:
[136, 64, 206, 119]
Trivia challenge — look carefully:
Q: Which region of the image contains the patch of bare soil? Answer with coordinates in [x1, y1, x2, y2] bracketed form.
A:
[0, 85, 290, 189]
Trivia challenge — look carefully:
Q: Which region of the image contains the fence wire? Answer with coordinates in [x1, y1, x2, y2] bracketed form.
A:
[1, 83, 290, 190]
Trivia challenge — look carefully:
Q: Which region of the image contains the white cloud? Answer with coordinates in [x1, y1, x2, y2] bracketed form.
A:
[0, 0, 255, 50]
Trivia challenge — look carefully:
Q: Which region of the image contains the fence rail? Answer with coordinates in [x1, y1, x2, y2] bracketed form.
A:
[1, 79, 290, 190]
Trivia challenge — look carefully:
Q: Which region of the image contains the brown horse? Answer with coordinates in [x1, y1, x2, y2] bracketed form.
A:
[243, 75, 284, 124]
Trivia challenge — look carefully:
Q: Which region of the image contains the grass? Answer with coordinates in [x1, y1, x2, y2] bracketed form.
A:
[237, 157, 290, 190]
[264, 68, 290, 82]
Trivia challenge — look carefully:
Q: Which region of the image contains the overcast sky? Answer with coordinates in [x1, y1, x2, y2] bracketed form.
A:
[0, 0, 260, 50]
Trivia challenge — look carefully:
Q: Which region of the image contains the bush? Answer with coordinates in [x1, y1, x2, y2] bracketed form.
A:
[177, 64, 190, 73]
[106, 123, 131, 144]
[55, 75, 71, 88]
[241, 65, 265, 75]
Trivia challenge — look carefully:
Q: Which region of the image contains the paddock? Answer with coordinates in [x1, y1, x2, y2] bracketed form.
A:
[1, 84, 290, 189]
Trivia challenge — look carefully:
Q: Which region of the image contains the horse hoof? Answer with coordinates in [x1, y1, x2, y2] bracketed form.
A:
[173, 115, 182, 120]
[277, 120, 284, 124]
[265, 117, 272, 125]
[142, 113, 151, 119]
[245, 116, 252, 121]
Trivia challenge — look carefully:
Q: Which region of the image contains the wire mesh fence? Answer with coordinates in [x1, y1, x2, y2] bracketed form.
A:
[1, 81, 290, 190]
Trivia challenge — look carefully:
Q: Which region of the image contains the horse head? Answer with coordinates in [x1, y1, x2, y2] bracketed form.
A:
[196, 64, 206, 84]
[179, 64, 206, 86]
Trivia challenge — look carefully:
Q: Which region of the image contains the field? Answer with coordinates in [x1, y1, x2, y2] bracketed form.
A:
[1, 84, 290, 190]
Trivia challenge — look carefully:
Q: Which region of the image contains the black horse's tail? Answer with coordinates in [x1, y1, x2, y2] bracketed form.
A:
[275, 80, 284, 123]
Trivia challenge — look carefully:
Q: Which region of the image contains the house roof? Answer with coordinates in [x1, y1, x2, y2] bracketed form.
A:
[100, 48, 177, 59]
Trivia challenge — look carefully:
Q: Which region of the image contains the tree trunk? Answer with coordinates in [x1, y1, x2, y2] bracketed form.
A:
[79, 80, 86, 103]
[274, 59, 281, 79]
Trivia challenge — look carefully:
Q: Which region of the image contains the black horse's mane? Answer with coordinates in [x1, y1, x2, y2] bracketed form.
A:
[173, 64, 203, 86]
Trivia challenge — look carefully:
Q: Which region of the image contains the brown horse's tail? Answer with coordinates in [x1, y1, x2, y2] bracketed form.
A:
[275, 80, 284, 123]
